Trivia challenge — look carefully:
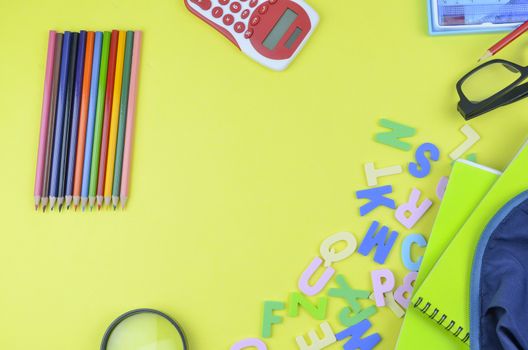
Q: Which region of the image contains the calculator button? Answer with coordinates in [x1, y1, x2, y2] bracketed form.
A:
[244, 28, 254, 39]
[234, 22, 246, 33]
[212, 6, 223, 17]
[191, 0, 212, 10]
[241, 9, 250, 19]
[230, 2, 241, 13]
[223, 14, 234, 25]
[269, 0, 277, 4]
[250, 15, 260, 26]
[258, 4, 269, 14]
[219, 0, 230, 5]
[249, 0, 258, 7]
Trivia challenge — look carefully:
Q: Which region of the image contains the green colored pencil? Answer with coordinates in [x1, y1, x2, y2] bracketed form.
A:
[89, 31, 111, 209]
[112, 31, 134, 209]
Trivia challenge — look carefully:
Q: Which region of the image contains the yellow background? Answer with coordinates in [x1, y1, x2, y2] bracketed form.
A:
[1, 0, 527, 349]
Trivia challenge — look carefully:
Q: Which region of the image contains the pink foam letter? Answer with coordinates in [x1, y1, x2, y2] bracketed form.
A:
[371, 269, 395, 307]
[394, 272, 418, 309]
[395, 188, 433, 229]
[231, 338, 267, 350]
[299, 257, 336, 296]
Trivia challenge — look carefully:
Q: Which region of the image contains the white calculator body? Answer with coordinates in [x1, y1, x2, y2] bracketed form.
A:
[184, 0, 319, 71]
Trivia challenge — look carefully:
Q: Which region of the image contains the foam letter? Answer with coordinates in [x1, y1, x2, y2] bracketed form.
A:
[436, 176, 448, 200]
[357, 221, 399, 264]
[369, 292, 405, 318]
[320, 232, 357, 267]
[449, 125, 480, 160]
[288, 292, 328, 320]
[394, 272, 418, 309]
[408, 143, 440, 178]
[364, 162, 402, 186]
[231, 339, 267, 350]
[336, 319, 382, 350]
[355, 185, 396, 216]
[328, 275, 370, 311]
[395, 189, 433, 229]
[371, 269, 395, 307]
[374, 119, 416, 151]
[298, 257, 336, 296]
[339, 305, 377, 327]
[466, 153, 477, 162]
[401, 234, 427, 272]
[295, 321, 337, 350]
[262, 301, 285, 338]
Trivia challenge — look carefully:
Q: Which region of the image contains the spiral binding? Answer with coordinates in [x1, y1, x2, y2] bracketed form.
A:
[413, 297, 470, 344]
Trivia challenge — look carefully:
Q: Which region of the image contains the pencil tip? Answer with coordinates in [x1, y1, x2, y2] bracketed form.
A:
[42, 205, 46, 212]
[479, 50, 492, 62]
[35, 204, 38, 211]
[58, 204, 62, 212]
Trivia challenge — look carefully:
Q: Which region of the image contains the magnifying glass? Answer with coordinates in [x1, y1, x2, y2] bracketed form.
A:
[101, 309, 188, 350]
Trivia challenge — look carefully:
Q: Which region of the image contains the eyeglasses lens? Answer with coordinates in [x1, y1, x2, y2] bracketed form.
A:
[461, 62, 521, 102]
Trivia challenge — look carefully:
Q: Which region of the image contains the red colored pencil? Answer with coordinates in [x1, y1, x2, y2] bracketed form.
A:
[479, 20, 528, 61]
[96, 30, 119, 209]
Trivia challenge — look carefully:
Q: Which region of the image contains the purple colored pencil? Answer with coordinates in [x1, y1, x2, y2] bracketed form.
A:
[41, 33, 63, 211]
[34, 31, 57, 209]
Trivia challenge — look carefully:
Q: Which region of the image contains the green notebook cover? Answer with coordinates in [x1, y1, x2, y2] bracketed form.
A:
[411, 140, 528, 346]
[395, 160, 500, 350]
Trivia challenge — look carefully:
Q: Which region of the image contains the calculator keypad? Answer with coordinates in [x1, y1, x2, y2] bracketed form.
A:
[198, 0, 280, 42]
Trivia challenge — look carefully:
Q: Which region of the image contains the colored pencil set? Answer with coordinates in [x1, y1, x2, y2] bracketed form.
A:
[34, 30, 142, 212]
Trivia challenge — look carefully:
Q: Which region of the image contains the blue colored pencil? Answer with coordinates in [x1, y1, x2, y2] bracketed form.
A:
[65, 31, 87, 209]
[81, 32, 103, 211]
[57, 33, 78, 211]
[49, 32, 72, 210]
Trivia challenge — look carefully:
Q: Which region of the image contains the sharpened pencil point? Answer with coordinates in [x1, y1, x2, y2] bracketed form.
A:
[478, 50, 492, 62]
[35, 204, 39, 211]
[58, 204, 63, 212]
[42, 205, 47, 212]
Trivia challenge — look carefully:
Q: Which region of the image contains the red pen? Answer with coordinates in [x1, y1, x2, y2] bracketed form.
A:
[479, 20, 528, 61]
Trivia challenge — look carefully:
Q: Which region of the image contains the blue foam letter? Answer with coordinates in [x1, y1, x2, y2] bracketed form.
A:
[336, 319, 382, 350]
[357, 221, 398, 264]
[355, 185, 396, 216]
[401, 234, 427, 271]
[409, 143, 440, 178]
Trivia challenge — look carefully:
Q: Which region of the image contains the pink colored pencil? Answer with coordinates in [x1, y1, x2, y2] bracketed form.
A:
[34, 31, 57, 210]
[120, 31, 142, 209]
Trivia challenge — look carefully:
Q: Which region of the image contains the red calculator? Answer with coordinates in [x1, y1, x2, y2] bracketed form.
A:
[184, 0, 319, 71]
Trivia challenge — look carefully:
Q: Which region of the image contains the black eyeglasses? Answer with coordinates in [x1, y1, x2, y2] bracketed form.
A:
[456, 59, 528, 120]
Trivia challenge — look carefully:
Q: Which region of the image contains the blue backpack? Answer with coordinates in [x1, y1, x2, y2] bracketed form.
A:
[471, 191, 528, 350]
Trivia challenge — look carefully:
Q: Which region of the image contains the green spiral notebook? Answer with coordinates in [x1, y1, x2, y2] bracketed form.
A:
[395, 159, 500, 350]
[411, 139, 528, 346]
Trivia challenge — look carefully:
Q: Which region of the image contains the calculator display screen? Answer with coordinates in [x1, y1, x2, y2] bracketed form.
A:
[263, 9, 298, 50]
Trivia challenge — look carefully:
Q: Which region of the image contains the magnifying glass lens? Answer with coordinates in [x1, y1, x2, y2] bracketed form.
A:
[105, 313, 186, 350]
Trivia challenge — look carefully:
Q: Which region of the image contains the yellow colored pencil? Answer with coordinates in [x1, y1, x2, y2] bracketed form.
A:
[104, 31, 127, 206]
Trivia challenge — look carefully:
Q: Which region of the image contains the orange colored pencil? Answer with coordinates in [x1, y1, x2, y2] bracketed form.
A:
[72, 32, 95, 209]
